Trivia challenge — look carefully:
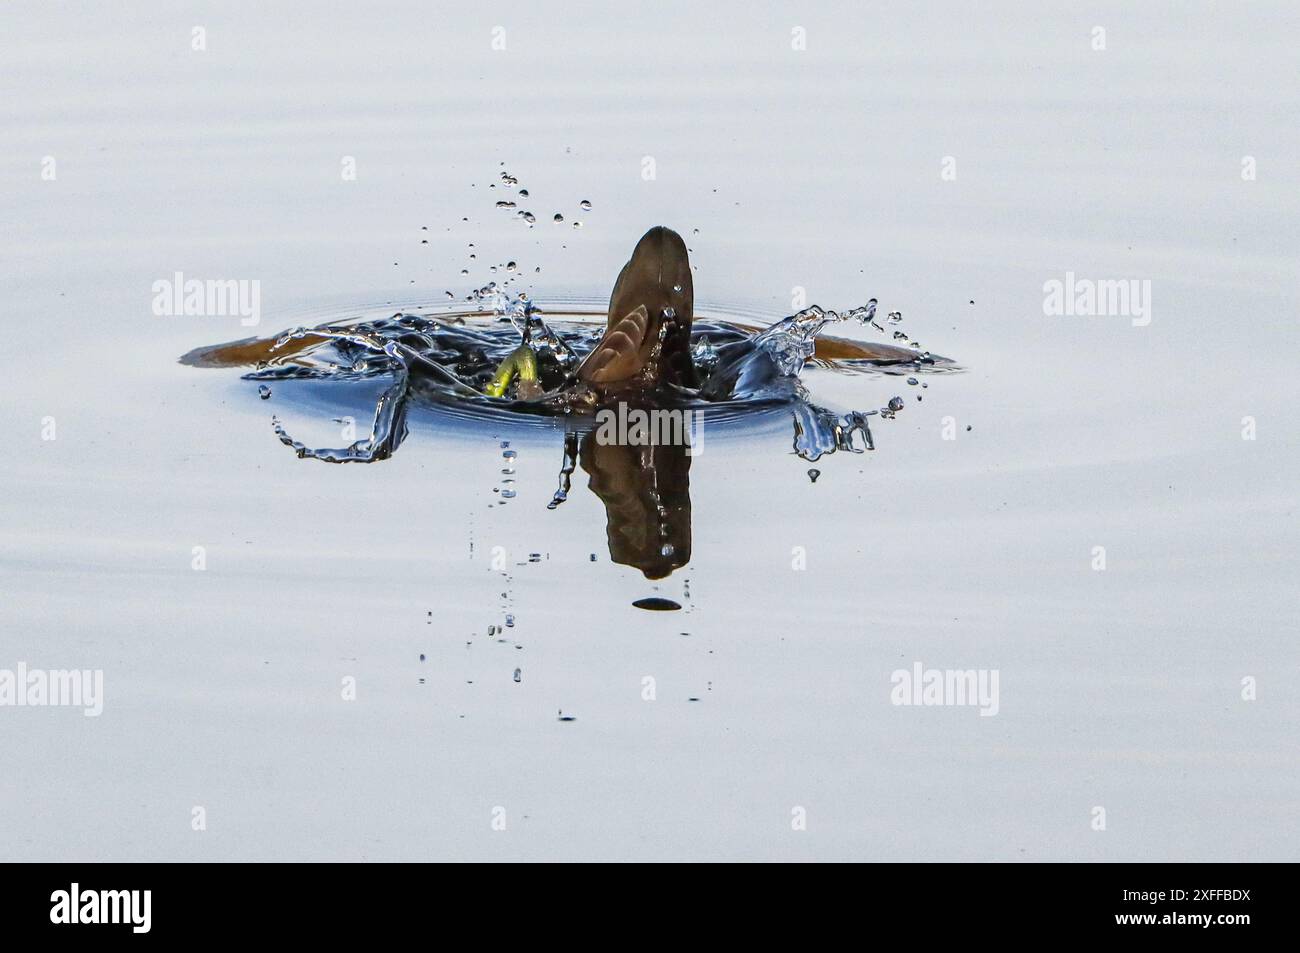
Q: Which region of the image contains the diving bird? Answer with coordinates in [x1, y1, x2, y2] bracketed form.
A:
[575, 225, 697, 390]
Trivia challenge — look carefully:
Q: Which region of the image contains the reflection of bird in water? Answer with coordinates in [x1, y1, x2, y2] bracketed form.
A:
[578, 429, 692, 580]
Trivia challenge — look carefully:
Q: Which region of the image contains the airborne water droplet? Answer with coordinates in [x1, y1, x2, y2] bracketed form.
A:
[579, 199, 592, 210]
[553, 213, 564, 223]
[258, 385, 271, 400]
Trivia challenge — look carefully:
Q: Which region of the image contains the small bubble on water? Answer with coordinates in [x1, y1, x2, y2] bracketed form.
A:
[571, 220, 582, 228]
[557, 710, 577, 722]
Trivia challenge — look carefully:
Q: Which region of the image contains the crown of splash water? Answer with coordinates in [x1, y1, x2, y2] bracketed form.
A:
[751, 298, 878, 377]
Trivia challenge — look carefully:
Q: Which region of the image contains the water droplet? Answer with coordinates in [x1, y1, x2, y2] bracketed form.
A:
[501, 488, 516, 499]
[257, 385, 271, 400]
[513, 668, 522, 683]
[906, 377, 919, 385]
[571, 220, 582, 228]
[522, 212, 536, 223]
[553, 213, 564, 223]
[887, 396, 905, 412]
[807, 468, 820, 483]
[632, 597, 682, 611]
[518, 189, 529, 198]
[579, 199, 592, 210]
[506, 261, 517, 272]
[495, 200, 516, 209]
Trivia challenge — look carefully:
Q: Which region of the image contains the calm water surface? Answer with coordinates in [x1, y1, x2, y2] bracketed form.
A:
[2, 3, 1296, 860]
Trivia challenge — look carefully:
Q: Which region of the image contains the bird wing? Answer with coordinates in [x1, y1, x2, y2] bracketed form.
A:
[578, 304, 651, 384]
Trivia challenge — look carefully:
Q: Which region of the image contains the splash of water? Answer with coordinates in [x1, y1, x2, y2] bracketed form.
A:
[230, 294, 950, 464]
